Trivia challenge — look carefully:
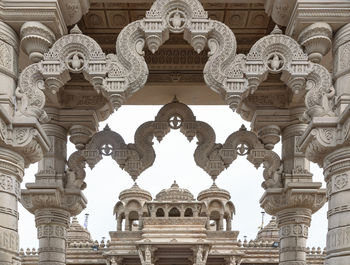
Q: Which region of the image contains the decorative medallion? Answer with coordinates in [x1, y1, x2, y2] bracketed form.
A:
[236, 143, 249, 156]
[168, 114, 183, 129]
[100, 143, 114, 156]
[334, 173, 348, 190]
[66, 51, 85, 73]
[267, 52, 285, 73]
[167, 9, 186, 33]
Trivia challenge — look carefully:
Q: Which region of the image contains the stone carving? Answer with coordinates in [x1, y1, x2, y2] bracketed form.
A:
[67, 101, 282, 189]
[20, 21, 56, 63]
[298, 22, 332, 63]
[334, 173, 348, 191]
[138, 245, 154, 265]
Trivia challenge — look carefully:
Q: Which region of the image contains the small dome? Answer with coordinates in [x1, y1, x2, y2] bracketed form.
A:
[256, 216, 279, 242]
[119, 183, 152, 201]
[67, 216, 91, 243]
[155, 181, 194, 201]
[197, 183, 230, 201]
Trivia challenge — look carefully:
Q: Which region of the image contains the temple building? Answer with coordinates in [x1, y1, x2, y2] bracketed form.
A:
[0, 0, 350, 264]
[20, 182, 325, 265]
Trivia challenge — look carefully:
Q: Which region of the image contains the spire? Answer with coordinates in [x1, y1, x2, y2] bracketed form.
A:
[271, 25, 282, 35]
[172, 95, 179, 103]
[103, 124, 111, 131]
[70, 24, 82, 34]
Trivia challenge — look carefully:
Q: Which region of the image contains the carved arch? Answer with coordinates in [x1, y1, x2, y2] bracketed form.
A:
[67, 101, 282, 190]
[112, 0, 238, 105]
[16, 26, 108, 121]
[225, 27, 335, 122]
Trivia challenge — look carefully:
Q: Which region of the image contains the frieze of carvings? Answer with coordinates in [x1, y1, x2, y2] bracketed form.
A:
[280, 224, 309, 239]
[326, 225, 350, 252]
[67, 100, 282, 190]
[0, 226, 19, 252]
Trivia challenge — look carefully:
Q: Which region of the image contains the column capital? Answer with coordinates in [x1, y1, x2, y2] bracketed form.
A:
[259, 183, 326, 216]
[21, 184, 87, 217]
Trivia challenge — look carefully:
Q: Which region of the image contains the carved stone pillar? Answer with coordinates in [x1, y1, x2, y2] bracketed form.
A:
[260, 184, 326, 265]
[36, 123, 67, 186]
[35, 208, 70, 265]
[22, 121, 86, 265]
[0, 148, 24, 265]
[323, 147, 350, 265]
[0, 21, 18, 118]
[125, 213, 130, 231]
[281, 124, 312, 183]
[226, 215, 232, 231]
[21, 186, 86, 265]
[277, 208, 311, 265]
[117, 216, 122, 231]
[219, 213, 224, 231]
[333, 23, 350, 114]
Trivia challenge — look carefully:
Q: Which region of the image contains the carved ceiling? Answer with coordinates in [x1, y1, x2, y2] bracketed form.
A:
[74, 2, 277, 105]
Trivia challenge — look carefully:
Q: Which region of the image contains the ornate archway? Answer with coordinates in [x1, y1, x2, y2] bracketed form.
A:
[67, 99, 282, 190]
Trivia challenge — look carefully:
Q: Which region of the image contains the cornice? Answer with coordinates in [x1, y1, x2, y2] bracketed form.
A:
[286, 0, 350, 38]
[0, 0, 67, 37]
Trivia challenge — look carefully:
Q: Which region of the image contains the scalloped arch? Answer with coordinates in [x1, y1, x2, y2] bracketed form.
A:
[67, 101, 282, 191]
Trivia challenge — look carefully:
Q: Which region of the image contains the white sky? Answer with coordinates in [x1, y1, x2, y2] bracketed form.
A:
[18, 105, 327, 250]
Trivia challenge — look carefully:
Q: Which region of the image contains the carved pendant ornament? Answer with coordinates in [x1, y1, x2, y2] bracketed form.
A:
[67, 100, 282, 190]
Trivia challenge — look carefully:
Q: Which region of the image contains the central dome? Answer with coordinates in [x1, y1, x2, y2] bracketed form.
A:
[155, 181, 194, 201]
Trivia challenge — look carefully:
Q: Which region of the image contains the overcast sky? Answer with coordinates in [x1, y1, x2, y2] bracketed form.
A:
[18, 105, 327, 250]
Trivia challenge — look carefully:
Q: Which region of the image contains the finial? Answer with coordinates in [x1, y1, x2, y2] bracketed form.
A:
[70, 24, 82, 34]
[239, 124, 247, 131]
[171, 180, 179, 188]
[103, 124, 111, 131]
[172, 95, 179, 103]
[271, 25, 282, 35]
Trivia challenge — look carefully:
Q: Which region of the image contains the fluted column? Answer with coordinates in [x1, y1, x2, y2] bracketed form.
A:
[35, 208, 70, 265]
[323, 147, 350, 264]
[0, 148, 24, 265]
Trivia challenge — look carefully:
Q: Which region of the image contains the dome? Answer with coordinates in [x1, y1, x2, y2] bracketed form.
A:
[197, 183, 230, 201]
[67, 216, 91, 243]
[119, 183, 152, 201]
[256, 216, 279, 242]
[155, 181, 194, 201]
